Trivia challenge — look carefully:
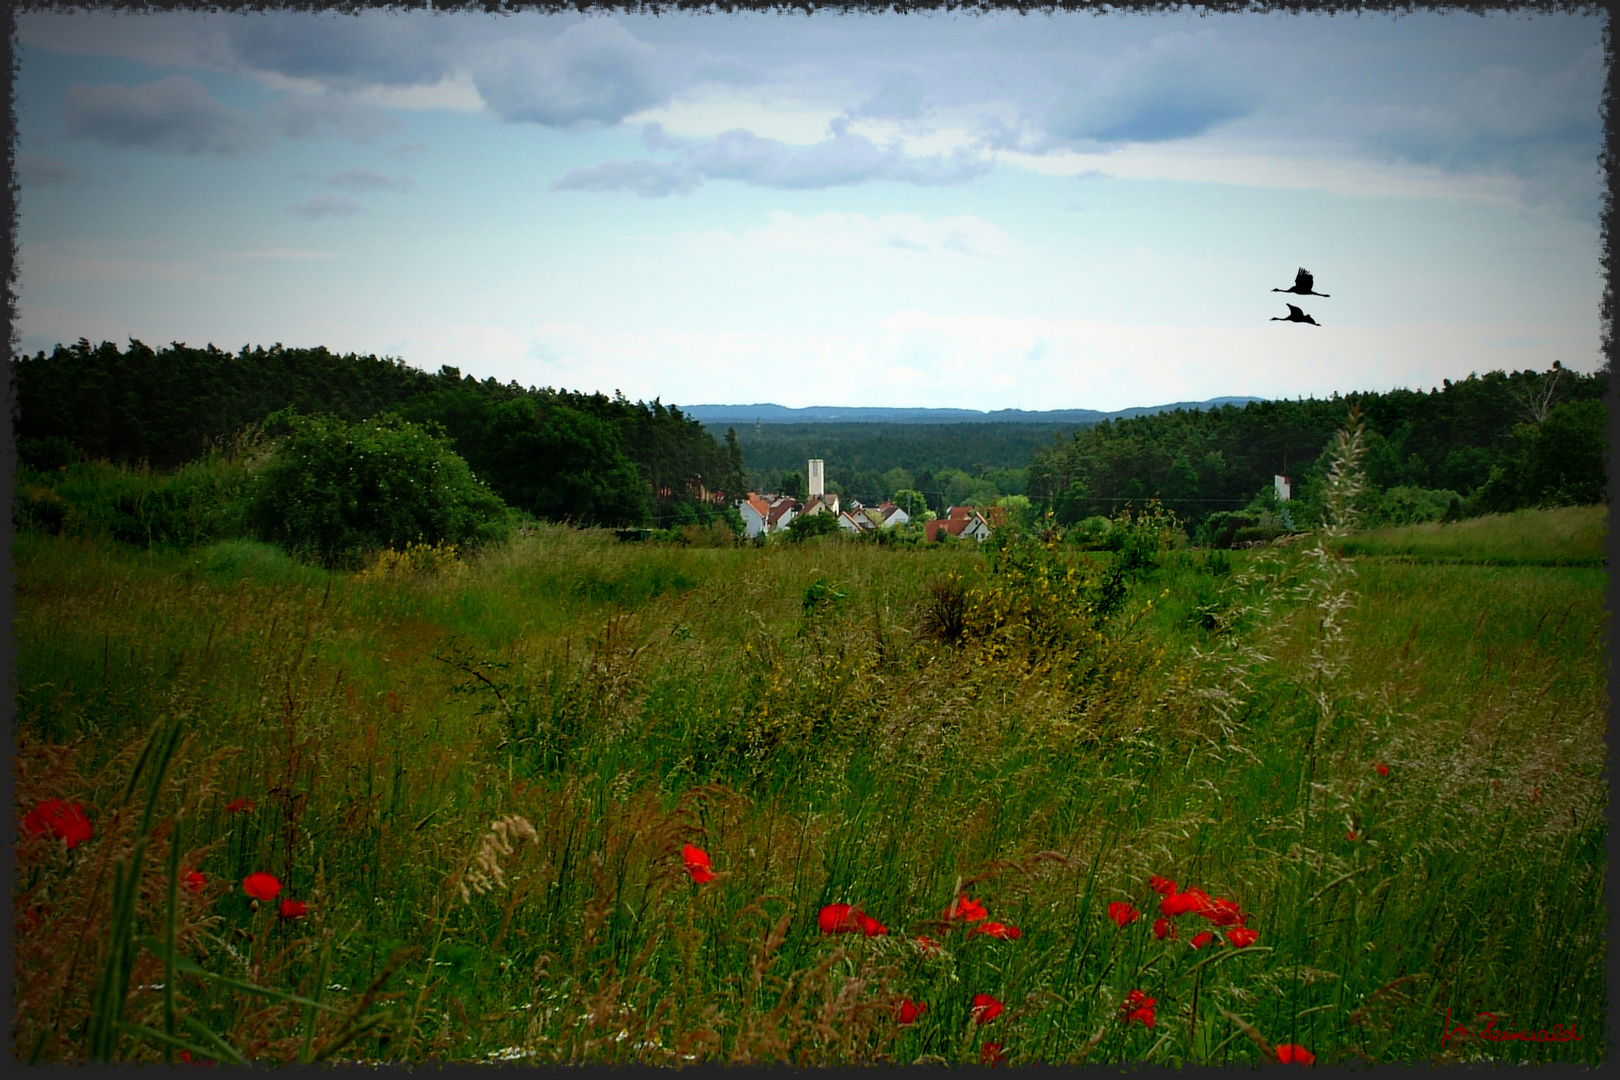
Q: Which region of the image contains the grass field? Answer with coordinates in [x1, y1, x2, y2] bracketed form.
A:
[1336, 504, 1607, 566]
[11, 498, 1607, 1065]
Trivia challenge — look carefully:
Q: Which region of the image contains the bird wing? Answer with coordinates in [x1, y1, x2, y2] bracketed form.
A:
[1287, 303, 1304, 317]
[1296, 268, 1314, 291]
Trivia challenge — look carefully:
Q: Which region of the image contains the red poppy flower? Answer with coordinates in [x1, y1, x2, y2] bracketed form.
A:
[1108, 901, 1140, 928]
[1200, 896, 1247, 927]
[971, 994, 1004, 1024]
[914, 935, 944, 956]
[1346, 830, 1359, 842]
[857, 912, 889, 937]
[1161, 891, 1206, 917]
[225, 798, 255, 814]
[981, 1041, 1006, 1066]
[818, 903, 865, 934]
[279, 898, 308, 919]
[896, 999, 926, 1025]
[1153, 917, 1177, 940]
[1374, 762, 1390, 777]
[1275, 1043, 1315, 1064]
[24, 799, 94, 848]
[1149, 875, 1178, 896]
[943, 895, 988, 922]
[971, 921, 1022, 940]
[1189, 930, 1214, 950]
[682, 843, 716, 884]
[1228, 927, 1259, 948]
[182, 869, 207, 894]
[1121, 989, 1156, 1028]
[243, 872, 281, 902]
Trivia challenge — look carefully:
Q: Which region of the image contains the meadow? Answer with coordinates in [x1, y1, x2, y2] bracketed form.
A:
[11, 480, 1608, 1064]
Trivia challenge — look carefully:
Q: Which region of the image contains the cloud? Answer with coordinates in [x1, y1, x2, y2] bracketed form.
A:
[1082, 90, 1249, 144]
[226, 11, 452, 90]
[1044, 32, 1252, 147]
[286, 194, 362, 221]
[62, 75, 267, 155]
[388, 142, 428, 159]
[557, 117, 991, 196]
[473, 18, 667, 129]
[854, 73, 926, 122]
[17, 153, 86, 188]
[553, 159, 698, 197]
[263, 92, 402, 143]
[325, 168, 414, 194]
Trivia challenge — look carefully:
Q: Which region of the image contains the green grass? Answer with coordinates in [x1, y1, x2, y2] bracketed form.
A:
[11, 508, 1606, 1065]
[1336, 504, 1607, 566]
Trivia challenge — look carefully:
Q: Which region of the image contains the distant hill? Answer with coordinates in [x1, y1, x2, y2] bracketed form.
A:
[682, 398, 1263, 426]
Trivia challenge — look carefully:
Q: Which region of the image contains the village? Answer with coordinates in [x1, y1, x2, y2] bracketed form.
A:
[735, 459, 1005, 542]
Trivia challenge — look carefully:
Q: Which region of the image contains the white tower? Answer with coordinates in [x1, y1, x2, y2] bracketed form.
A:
[808, 459, 825, 499]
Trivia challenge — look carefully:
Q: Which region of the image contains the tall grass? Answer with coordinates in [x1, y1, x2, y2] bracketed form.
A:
[11, 480, 1606, 1062]
[1336, 503, 1607, 566]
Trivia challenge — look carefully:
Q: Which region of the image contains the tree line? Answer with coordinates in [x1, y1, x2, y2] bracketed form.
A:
[1026, 364, 1607, 544]
[13, 339, 745, 531]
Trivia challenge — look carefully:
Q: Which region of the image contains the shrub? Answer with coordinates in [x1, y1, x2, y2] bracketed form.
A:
[247, 411, 510, 566]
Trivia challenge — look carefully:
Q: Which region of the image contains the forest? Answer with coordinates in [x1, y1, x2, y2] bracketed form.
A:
[13, 339, 744, 532]
[1025, 364, 1606, 543]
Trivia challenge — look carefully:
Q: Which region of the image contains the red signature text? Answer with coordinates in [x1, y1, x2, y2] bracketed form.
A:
[1441, 1007, 1581, 1046]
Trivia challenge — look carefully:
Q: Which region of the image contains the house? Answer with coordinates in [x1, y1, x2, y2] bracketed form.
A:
[766, 497, 800, 533]
[798, 492, 841, 518]
[837, 510, 870, 533]
[862, 502, 909, 529]
[926, 509, 994, 543]
[1274, 474, 1292, 502]
[738, 493, 772, 538]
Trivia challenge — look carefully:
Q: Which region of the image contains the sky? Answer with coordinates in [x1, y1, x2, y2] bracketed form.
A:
[10, 6, 1608, 412]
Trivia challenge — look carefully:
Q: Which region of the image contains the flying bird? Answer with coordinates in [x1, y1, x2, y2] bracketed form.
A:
[1272, 303, 1319, 326]
[1273, 267, 1330, 297]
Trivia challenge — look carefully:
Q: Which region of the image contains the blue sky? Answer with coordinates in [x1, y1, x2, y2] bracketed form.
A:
[13, 7, 1605, 411]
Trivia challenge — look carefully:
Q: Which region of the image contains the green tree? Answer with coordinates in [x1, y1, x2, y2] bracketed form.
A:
[786, 510, 841, 542]
[891, 489, 929, 519]
[1476, 398, 1608, 512]
[247, 411, 510, 566]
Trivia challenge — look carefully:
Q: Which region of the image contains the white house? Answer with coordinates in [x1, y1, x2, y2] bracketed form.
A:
[738, 493, 772, 538]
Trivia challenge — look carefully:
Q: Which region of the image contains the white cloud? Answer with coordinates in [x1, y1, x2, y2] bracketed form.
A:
[556, 119, 990, 195]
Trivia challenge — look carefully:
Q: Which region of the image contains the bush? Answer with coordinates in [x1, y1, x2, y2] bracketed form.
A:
[1066, 515, 1113, 549]
[12, 456, 252, 547]
[1194, 510, 1255, 550]
[247, 411, 511, 566]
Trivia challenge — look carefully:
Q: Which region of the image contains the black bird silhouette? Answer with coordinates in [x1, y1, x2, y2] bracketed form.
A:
[1273, 267, 1330, 297]
[1272, 303, 1319, 326]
